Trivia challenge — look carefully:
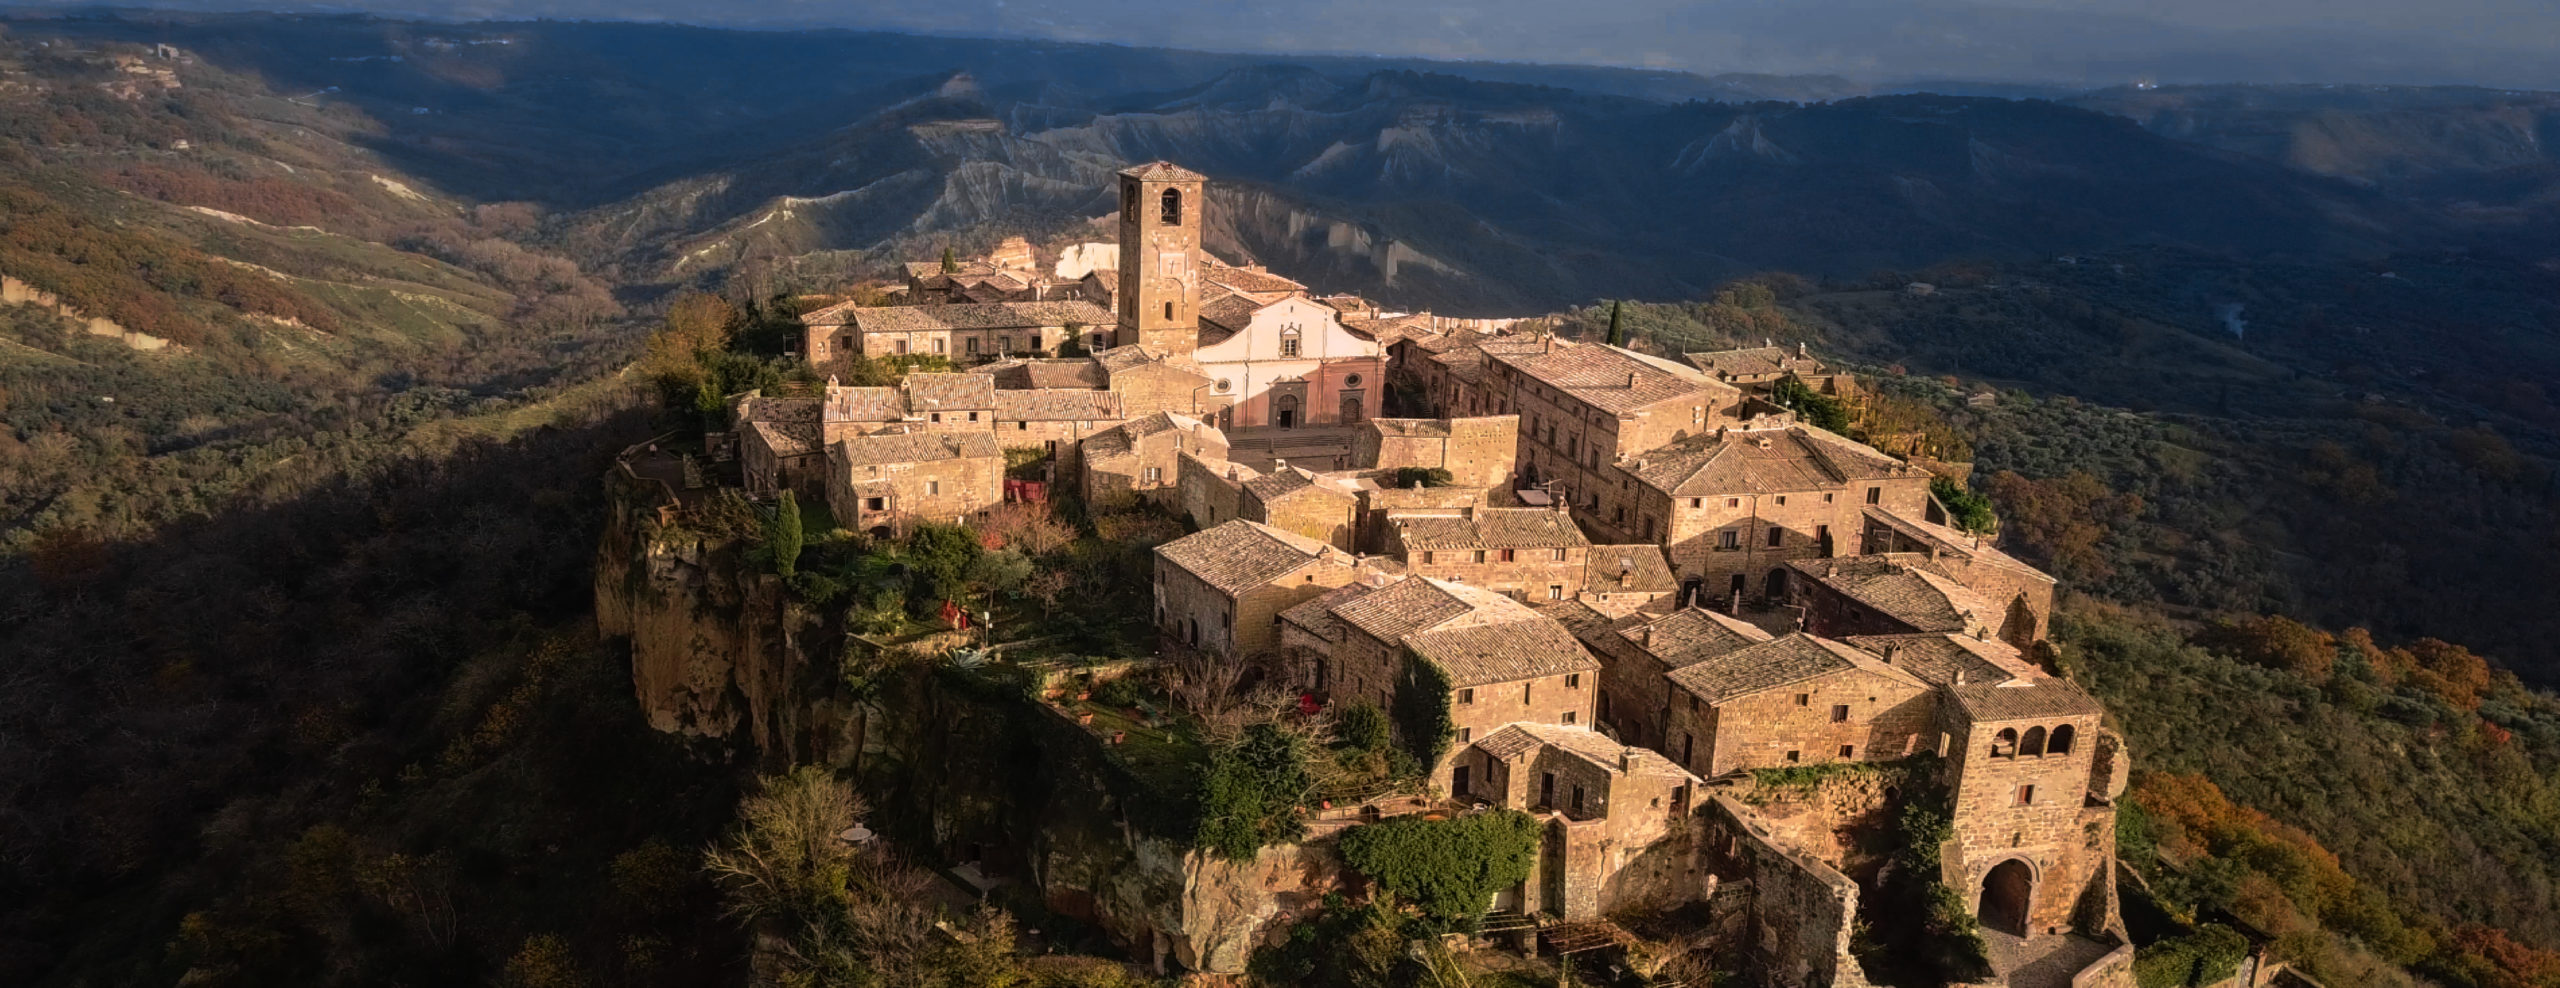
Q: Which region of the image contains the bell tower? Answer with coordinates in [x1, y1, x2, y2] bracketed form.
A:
[1115, 161, 1207, 357]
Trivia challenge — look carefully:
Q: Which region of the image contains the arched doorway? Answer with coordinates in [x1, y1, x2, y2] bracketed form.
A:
[1339, 393, 1362, 424]
[1765, 567, 1790, 600]
[1980, 859, 2035, 936]
[1274, 394, 1300, 429]
[1679, 577, 1704, 608]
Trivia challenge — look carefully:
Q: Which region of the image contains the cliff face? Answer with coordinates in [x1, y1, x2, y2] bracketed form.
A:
[594, 464, 1336, 973]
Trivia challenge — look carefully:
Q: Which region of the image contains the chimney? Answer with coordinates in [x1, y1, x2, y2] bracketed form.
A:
[1953, 669, 1966, 686]
[1620, 751, 1634, 772]
[1883, 644, 1903, 665]
[1273, 457, 1287, 472]
[1797, 340, 1809, 359]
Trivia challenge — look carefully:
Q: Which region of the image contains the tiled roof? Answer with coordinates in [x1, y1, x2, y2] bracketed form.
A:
[1668, 633, 1921, 704]
[1476, 723, 1701, 781]
[1243, 466, 1353, 503]
[823, 387, 906, 423]
[1120, 160, 1209, 181]
[1324, 577, 1599, 687]
[1083, 411, 1202, 461]
[801, 300, 863, 326]
[1581, 545, 1677, 593]
[1201, 262, 1307, 297]
[1485, 342, 1736, 415]
[1392, 508, 1589, 551]
[834, 431, 1002, 467]
[1625, 426, 1920, 498]
[1862, 507, 2054, 584]
[1683, 345, 1833, 380]
[995, 389, 1124, 422]
[1949, 676, 2103, 722]
[1198, 291, 1263, 336]
[849, 300, 1112, 334]
[1790, 555, 1999, 634]
[747, 417, 821, 457]
[974, 358, 1108, 390]
[1366, 418, 1451, 439]
[1156, 520, 1340, 595]
[904, 373, 997, 410]
[1845, 633, 2033, 688]
[1620, 607, 1773, 669]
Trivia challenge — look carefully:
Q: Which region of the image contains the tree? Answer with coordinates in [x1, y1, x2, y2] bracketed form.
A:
[767, 490, 804, 577]
[1771, 373, 1851, 432]
[1930, 476, 1998, 535]
[702, 766, 862, 921]
[1337, 810, 1540, 928]
[1605, 300, 1625, 347]
[1194, 723, 1314, 861]
[940, 245, 958, 273]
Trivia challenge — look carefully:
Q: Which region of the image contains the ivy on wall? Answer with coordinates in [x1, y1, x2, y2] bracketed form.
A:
[1391, 648, 1455, 768]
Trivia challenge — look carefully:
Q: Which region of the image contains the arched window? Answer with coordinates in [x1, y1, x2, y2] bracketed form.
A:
[2021, 726, 2047, 757]
[2048, 724, 2076, 756]
[1160, 187, 1182, 225]
[1991, 728, 2018, 758]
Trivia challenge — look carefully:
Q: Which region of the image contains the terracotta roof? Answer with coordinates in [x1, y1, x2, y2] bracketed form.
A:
[1485, 342, 1736, 415]
[1845, 633, 2034, 688]
[1625, 426, 1920, 498]
[1081, 411, 1209, 461]
[834, 431, 1002, 468]
[1393, 508, 1589, 551]
[974, 358, 1109, 391]
[1243, 466, 1354, 504]
[1156, 520, 1341, 595]
[995, 389, 1123, 422]
[1365, 418, 1451, 439]
[1792, 555, 2001, 634]
[1581, 545, 1677, 594]
[849, 300, 1112, 334]
[823, 386, 906, 423]
[1948, 676, 2104, 722]
[1198, 291, 1263, 336]
[1475, 723, 1702, 781]
[801, 300, 863, 327]
[1119, 160, 1209, 181]
[1619, 607, 1772, 669]
[1668, 633, 1923, 704]
[1201, 261, 1307, 297]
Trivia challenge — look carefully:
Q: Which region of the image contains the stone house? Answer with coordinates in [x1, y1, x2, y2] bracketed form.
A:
[1659, 633, 1935, 778]
[1787, 554, 2014, 643]
[903, 372, 1000, 431]
[823, 431, 1005, 539]
[733, 394, 825, 497]
[1277, 576, 1600, 790]
[1381, 506, 1591, 602]
[1683, 343, 1857, 399]
[1080, 412, 1229, 511]
[1239, 464, 1361, 551]
[1605, 424, 1934, 607]
[1858, 507, 2057, 647]
[1488, 340, 1746, 511]
[803, 299, 1113, 363]
[992, 389, 1125, 466]
[1351, 482, 1494, 555]
[1096, 346, 1214, 419]
[1577, 544, 1680, 606]
[973, 357, 1108, 391]
[1153, 520, 1371, 658]
[1463, 723, 1702, 919]
[1175, 451, 1255, 530]
[1931, 669, 2115, 939]
[1351, 415, 1519, 489]
[1552, 603, 1770, 752]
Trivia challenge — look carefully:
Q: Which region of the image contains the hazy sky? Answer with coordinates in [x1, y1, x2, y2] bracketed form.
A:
[31, 0, 2560, 87]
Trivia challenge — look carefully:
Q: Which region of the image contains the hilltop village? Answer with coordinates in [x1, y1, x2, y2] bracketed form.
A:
[659, 163, 2142, 988]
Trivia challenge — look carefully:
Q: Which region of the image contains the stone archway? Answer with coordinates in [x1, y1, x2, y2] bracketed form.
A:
[1274, 393, 1300, 429]
[1980, 859, 2035, 937]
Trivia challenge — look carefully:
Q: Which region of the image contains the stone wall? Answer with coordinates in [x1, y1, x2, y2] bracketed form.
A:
[1942, 710, 2110, 936]
[1242, 486, 1358, 551]
[1635, 477, 1933, 596]
[1704, 796, 1876, 988]
[1683, 669, 1936, 778]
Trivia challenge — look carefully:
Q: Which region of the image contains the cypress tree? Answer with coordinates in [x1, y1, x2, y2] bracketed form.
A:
[1605, 300, 1625, 347]
[769, 490, 804, 577]
[940, 245, 957, 273]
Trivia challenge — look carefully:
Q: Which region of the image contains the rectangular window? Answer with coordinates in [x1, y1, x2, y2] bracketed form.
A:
[1831, 704, 1850, 723]
[1547, 585, 1564, 600]
[1422, 551, 1435, 564]
[1775, 495, 1787, 506]
[1472, 550, 1488, 564]
[1552, 549, 1569, 561]
[1727, 497, 1740, 508]
[968, 411, 980, 422]
[1767, 527, 1784, 547]
[1815, 524, 1830, 544]
[895, 340, 910, 355]
[864, 497, 885, 511]
[930, 412, 943, 423]
[927, 481, 940, 495]
[1566, 674, 1581, 689]
[1690, 498, 1703, 509]
[2016, 785, 2036, 806]
[1719, 530, 1740, 549]
[1571, 784, 1585, 815]
[1280, 338, 1301, 357]
[1794, 693, 1810, 707]
[1522, 683, 1534, 704]
[967, 338, 980, 354]
[1785, 750, 1801, 763]
[1458, 727, 1472, 744]
[1562, 711, 1577, 725]
[1867, 486, 1881, 505]
[1682, 734, 1695, 764]
[1825, 492, 1835, 503]
[1613, 506, 1626, 523]
[932, 339, 945, 354]
[1840, 744, 1856, 758]
[1143, 467, 1162, 483]
[1499, 548, 1516, 562]
[1458, 688, 1475, 705]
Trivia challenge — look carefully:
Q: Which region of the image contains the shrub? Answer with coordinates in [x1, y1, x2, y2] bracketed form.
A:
[1930, 475, 1999, 535]
[1193, 723, 1313, 861]
[1334, 702, 1389, 752]
[2135, 924, 2249, 988]
[1389, 466, 1455, 489]
[1338, 810, 1539, 929]
[1390, 649, 1455, 768]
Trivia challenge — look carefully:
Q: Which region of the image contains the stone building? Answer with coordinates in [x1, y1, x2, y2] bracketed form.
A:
[902, 372, 999, 431]
[1788, 554, 2012, 643]
[733, 394, 825, 497]
[1191, 293, 1385, 429]
[1351, 415, 1520, 489]
[802, 299, 1112, 363]
[823, 431, 1005, 539]
[1555, 603, 1771, 751]
[1351, 482, 1496, 555]
[1462, 723, 1702, 919]
[1096, 346, 1214, 419]
[1605, 424, 1934, 607]
[1175, 451, 1256, 531]
[1153, 520, 1372, 658]
[1239, 463, 1362, 551]
[1922, 655, 2116, 939]
[973, 357, 1108, 391]
[1659, 633, 1935, 778]
[1277, 576, 1600, 789]
[1115, 162, 1209, 357]
[1858, 508, 2057, 648]
[1684, 343, 1856, 399]
[1080, 412, 1228, 511]
[993, 389, 1125, 466]
[1489, 340, 1747, 510]
[1381, 506, 1591, 601]
[1577, 544, 1681, 605]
